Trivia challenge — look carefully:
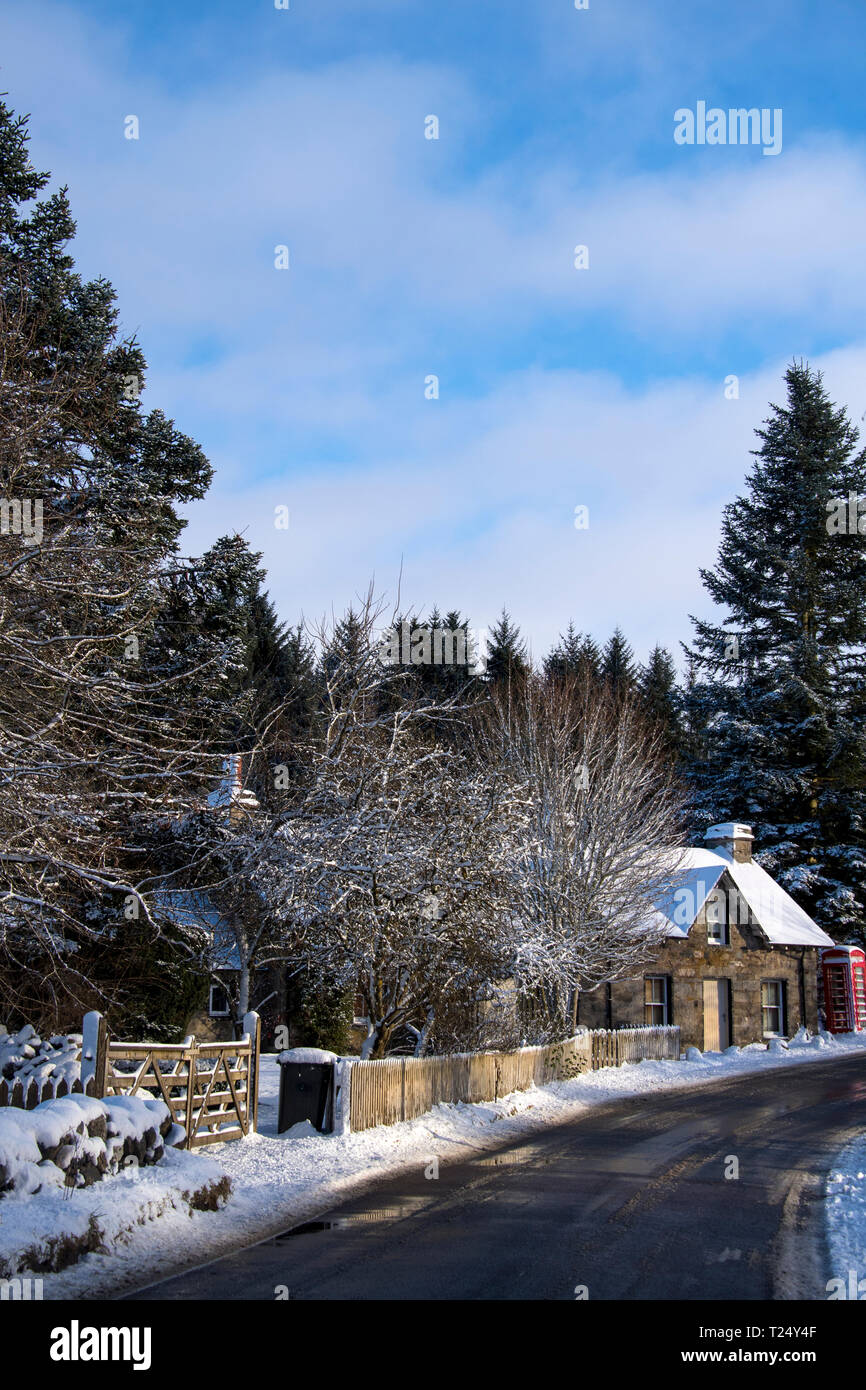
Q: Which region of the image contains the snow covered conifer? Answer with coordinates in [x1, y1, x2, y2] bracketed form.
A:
[684, 362, 866, 939]
[0, 100, 227, 1026]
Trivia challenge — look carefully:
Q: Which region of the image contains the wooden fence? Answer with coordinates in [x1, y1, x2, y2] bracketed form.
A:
[348, 1025, 680, 1132]
[589, 1023, 680, 1070]
[0, 1012, 261, 1150]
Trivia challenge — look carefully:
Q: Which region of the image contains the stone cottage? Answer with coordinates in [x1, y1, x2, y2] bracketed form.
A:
[576, 823, 835, 1049]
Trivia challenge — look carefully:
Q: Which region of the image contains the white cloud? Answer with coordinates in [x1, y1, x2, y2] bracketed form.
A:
[177, 344, 866, 664]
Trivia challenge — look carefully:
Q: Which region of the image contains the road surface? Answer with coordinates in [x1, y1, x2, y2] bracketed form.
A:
[127, 1052, 866, 1300]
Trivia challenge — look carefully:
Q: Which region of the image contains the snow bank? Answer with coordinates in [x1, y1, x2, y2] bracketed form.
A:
[826, 1138, 866, 1294]
[0, 1146, 233, 1280]
[0, 1089, 235, 1281]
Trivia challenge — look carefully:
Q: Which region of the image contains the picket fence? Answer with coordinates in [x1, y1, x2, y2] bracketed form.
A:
[589, 1023, 681, 1069]
[348, 1024, 681, 1132]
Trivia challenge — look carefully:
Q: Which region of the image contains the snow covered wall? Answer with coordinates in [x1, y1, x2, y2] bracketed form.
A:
[0, 1092, 179, 1199]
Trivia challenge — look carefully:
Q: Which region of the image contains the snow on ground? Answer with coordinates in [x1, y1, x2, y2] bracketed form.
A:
[826, 1136, 866, 1296]
[0, 1145, 231, 1282]
[23, 1028, 866, 1300]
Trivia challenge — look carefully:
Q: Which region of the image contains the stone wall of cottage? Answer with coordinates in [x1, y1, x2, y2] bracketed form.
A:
[577, 870, 821, 1048]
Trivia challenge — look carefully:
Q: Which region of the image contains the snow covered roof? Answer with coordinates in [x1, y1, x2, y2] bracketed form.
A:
[648, 849, 726, 938]
[648, 847, 834, 949]
[154, 889, 241, 970]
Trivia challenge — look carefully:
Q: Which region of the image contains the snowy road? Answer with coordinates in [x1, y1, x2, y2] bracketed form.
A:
[127, 1051, 866, 1301]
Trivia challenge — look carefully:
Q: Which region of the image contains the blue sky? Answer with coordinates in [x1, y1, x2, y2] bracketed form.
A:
[3, 0, 866, 662]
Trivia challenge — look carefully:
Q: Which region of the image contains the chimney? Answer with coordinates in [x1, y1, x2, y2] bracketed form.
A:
[222, 755, 260, 823]
[703, 822, 754, 863]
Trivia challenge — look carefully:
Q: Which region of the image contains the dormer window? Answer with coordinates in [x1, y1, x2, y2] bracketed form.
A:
[706, 887, 729, 945]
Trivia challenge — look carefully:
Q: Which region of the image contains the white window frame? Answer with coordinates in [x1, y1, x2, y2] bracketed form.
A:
[761, 980, 785, 1038]
[644, 975, 671, 1027]
[208, 982, 231, 1018]
[705, 887, 729, 946]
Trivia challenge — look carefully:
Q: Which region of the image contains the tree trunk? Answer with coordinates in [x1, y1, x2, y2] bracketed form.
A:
[237, 957, 251, 1029]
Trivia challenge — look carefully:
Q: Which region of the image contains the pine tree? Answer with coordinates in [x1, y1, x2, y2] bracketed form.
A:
[638, 645, 682, 750]
[485, 609, 529, 689]
[684, 362, 866, 939]
[601, 627, 636, 702]
[0, 99, 222, 1025]
[544, 622, 582, 680]
[274, 621, 318, 739]
[545, 624, 602, 688]
[575, 634, 603, 686]
[150, 534, 319, 804]
[322, 605, 369, 687]
[419, 607, 477, 700]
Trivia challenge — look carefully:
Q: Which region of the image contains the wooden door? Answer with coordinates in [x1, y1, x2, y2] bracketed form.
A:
[703, 979, 730, 1051]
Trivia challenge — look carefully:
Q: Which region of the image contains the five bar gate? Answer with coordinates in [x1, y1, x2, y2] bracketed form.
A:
[80, 1010, 261, 1149]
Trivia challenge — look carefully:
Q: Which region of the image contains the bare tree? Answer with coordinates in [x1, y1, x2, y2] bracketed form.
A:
[482, 675, 688, 1039]
[254, 605, 688, 1056]
[255, 596, 524, 1057]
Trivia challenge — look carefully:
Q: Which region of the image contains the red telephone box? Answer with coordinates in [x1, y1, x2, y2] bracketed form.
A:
[821, 946, 866, 1033]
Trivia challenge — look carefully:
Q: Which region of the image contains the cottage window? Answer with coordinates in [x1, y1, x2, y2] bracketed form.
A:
[761, 980, 786, 1037]
[706, 887, 729, 945]
[644, 975, 671, 1026]
[209, 983, 230, 1017]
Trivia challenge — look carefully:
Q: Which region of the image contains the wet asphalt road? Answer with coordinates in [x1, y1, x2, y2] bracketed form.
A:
[127, 1052, 866, 1301]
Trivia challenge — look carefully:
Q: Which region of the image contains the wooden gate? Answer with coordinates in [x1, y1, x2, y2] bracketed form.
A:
[83, 1011, 260, 1149]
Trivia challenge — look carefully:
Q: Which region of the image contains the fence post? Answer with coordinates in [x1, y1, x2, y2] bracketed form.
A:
[242, 1011, 261, 1134]
[81, 1011, 108, 1095]
[184, 1037, 197, 1148]
[332, 1057, 353, 1135]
